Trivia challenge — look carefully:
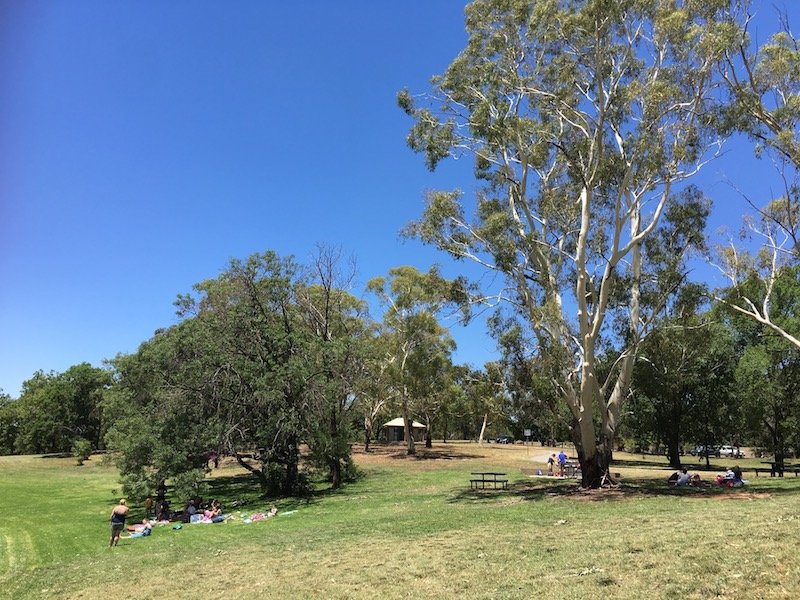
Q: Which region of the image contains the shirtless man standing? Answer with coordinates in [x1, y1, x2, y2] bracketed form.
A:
[110, 499, 129, 547]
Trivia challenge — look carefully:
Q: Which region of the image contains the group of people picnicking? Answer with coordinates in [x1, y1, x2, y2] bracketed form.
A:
[110, 479, 286, 547]
[142, 479, 227, 523]
[110, 494, 229, 546]
[667, 465, 747, 488]
[539, 451, 748, 488]
[715, 465, 747, 488]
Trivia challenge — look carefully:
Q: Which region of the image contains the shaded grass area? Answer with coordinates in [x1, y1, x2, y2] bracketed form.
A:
[2, 444, 800, 599]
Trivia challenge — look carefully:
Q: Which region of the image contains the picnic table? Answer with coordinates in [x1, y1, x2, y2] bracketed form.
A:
[562, 460, 581, 478]
[470, 472, 509, 490]
[760, 461, 800, 477]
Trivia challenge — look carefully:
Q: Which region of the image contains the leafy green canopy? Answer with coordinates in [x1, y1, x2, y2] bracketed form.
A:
[105, 250, 371, 499]
[628, 292, 738, 467]
[12, 363, 111, 455]
[713, 2, 800, 348]
[368, 266, 463, 454]
[725, 266, 800, 460]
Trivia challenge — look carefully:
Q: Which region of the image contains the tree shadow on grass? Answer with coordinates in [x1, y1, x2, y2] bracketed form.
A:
[204, 472, 356, 510]
[206, 474, 264, 507]
[407, 449, 484, 461]
[369, 449, 484, 461]
[610, 457, 672, 469]
[447, 479, 578, 504]
[447, 474, 800, 504]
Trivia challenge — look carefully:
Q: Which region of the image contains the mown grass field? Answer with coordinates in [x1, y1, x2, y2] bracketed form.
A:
[2, 443, 799, 599]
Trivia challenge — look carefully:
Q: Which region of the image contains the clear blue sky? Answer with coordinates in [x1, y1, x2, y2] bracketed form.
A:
[1, 2, 797, 397]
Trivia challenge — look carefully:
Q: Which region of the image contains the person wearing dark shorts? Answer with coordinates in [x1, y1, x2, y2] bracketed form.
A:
[110, 499, 129, 547]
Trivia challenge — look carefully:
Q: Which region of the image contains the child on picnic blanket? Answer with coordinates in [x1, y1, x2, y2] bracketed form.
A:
[125, 519, 153, 538]
[249, 506, 279, 522]
[203, 499, 222, 519]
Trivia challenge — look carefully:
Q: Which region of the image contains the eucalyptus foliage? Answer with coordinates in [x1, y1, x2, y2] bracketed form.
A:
[715, 1, 800, 348]
[400, 0, 722, 485]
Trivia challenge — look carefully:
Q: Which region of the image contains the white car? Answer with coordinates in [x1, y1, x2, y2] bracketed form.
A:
[719, 445, 745, 458]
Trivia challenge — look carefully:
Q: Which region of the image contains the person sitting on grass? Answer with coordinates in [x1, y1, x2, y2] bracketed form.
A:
[676, 468, 691, 486]
[109, 499, 129, 547]
[204, 499, 222, 520]
[669, 468, 691, 486]
[125, 519, 153, 538]
[716, 465, 746, 488]
[730, 465, 746, 487]
[155, 499, 170, 521]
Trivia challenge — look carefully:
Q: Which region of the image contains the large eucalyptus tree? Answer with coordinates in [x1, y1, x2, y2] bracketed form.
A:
[400, 0, 724, 486]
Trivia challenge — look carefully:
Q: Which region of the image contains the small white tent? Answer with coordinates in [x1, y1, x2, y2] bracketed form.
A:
[382, 417, 426, 443]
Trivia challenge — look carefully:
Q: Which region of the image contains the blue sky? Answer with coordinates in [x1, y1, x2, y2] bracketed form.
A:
[1, 1, 798, 397]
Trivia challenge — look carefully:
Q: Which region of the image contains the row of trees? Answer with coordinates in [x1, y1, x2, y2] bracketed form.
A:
[0, 249, 529, 500]
[624, 272, 800, 469]
[2, 249, 800, 495]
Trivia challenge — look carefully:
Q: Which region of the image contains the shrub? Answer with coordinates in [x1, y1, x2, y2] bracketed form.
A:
[72, 438, 92, 465]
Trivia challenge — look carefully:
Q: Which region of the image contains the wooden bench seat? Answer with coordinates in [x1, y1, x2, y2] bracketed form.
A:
[748, 467, 800, 477]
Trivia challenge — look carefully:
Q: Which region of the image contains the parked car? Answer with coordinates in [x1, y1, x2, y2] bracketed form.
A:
[690, 445, 719, 457]
[719, 445, 746, 458]
[496, 435, 514, 444]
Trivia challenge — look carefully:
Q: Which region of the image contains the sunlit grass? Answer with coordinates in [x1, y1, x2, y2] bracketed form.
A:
[2, 443, 799, 599]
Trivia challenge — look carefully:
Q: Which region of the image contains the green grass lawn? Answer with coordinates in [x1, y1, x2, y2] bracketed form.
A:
[2, 444, 800, 599]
